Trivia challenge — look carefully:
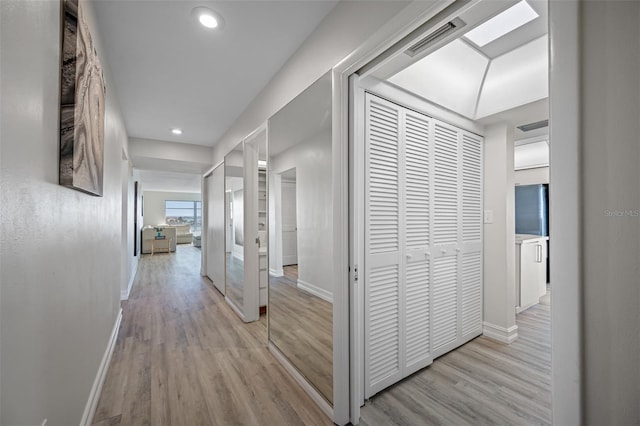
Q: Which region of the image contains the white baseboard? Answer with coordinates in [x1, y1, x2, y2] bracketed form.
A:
[120, 258, 139, 300]
[81, 308, 122, 426]
[297, 279, 333, 303]
[482, 321, 518, 344]
[269, 268, 284, 277]
[269, 342, 333, 421]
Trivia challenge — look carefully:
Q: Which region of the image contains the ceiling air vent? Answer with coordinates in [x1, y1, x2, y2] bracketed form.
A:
[517, 119, 549, 132]
[405, 18, 466, 57]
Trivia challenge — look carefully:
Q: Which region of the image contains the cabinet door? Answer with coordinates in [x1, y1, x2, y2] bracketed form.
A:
[519, 242, 541, 309]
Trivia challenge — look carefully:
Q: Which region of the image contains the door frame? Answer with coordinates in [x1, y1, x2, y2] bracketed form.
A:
[332, 0, 581, 423]
[280, 173, 298, 267]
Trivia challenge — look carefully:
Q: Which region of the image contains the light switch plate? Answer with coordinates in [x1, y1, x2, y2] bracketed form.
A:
[484, 210, 493, 224]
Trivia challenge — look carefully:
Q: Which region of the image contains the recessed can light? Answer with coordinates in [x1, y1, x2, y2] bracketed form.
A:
[171, 128, 183, 135]
[192, 6, 225, 30]
[199, 14, 218, 28]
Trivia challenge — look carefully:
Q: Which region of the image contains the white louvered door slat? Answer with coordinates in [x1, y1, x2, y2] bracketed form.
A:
[403, 111, 431, 374]
[460, 132, 483, 337]
[364, 95, 403, 397]
[431, 120, 460, 357]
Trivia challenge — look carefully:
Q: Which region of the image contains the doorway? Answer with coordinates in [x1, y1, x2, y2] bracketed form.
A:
[348, 0, 552, 423]
[280, 168, 298, 267]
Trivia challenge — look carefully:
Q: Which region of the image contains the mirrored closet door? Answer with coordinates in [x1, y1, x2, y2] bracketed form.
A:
[267, 71, 334, 405]
[225, 142, 246, 315]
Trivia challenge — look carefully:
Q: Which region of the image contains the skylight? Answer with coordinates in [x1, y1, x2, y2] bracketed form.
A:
[464, 1, 539, 47]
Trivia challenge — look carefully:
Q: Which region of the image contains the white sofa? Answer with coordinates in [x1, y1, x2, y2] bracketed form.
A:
[162, 224, 193, 244]
[141, 226, 176, 254]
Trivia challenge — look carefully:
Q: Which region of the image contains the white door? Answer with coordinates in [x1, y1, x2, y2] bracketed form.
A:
[363, 93, 483, 398]
[281, 180, 298, 266]
[459, 131, 483, 340]
[207, 165, 226, 295]
[364, 94, 432, 398]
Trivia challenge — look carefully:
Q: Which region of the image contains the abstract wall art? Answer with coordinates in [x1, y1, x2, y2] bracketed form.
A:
[60, 0, 106, 196]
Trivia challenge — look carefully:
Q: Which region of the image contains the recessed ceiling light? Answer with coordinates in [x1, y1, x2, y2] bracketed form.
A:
[199, 14, 217, 28]
[171, 128, 183, 135]
[191, 6, 225, 30]
[464, 1, 538, 47]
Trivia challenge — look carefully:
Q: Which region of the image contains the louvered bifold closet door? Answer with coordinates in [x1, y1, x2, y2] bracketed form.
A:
[403, 111, 432, 376]
[431, 120, 462, 358]
[460, 131, 483, 338]
[364, 94, 404, 397]
[364, 94, 433, 398]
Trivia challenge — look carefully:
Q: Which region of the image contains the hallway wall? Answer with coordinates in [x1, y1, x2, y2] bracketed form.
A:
[0, 0, 128, 424]
[580, 1, 640, 423]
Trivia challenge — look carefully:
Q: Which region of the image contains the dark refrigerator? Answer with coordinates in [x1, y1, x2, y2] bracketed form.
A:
[515, 184, 549, 282]
[515, 184, 549, 236]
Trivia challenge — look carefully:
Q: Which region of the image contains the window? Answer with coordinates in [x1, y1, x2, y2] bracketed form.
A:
[165, 200, 202, 232]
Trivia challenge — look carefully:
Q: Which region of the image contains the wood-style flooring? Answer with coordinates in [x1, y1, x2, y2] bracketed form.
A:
[92, 246, 332, 426]
[360, 302, 551, 426]
[269, 265, 333, 404]
[225, 252, 244, 309]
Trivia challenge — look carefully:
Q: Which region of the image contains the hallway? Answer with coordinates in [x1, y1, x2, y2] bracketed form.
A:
[92, 246, 331, 426]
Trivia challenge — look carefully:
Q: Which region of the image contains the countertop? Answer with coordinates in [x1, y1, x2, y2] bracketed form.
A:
[516, 234, 550, 244]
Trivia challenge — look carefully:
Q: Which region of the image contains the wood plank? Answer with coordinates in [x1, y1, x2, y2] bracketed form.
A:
[92, 246, 332, 425]
[360, 302, 551, 426]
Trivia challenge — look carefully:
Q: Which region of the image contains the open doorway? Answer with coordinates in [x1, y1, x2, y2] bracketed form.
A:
[350, 0, 551, 423]
[281, 168, 298, 270]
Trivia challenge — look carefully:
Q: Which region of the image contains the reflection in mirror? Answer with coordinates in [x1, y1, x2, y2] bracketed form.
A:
[256, 134, 268, 310]
[225, 141, 244, 311]
[268, 71, 333, 404]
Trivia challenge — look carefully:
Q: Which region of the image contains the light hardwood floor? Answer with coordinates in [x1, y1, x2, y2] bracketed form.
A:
[225, 252, 244, 309]
[269, 265, 333, 404]
[92, 245, 332, 426]
[360, 302, 551, 426]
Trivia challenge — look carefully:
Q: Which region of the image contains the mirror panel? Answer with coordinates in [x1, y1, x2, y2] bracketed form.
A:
[268, 71, 333, 404]
[225, 141, 245, 311]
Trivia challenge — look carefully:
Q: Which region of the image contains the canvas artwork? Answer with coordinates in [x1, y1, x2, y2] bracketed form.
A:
[60, 0, 106, 196]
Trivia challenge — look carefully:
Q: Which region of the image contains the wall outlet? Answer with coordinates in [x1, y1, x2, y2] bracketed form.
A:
[484, 210, 494, 224]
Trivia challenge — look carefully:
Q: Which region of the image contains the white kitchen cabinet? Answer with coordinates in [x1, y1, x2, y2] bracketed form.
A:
[515, 234, 549, 313]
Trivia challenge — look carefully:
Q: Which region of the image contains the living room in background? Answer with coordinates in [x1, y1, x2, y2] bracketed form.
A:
[165, 200, 202, 232]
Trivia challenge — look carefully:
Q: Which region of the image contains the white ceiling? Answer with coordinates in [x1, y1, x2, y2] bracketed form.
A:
[379, 0, 548, 121]
[93, 0, 337, 147]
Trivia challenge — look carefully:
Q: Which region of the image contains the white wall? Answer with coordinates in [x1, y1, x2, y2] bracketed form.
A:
[514, 166, 549, 185]
[270, 130, 333, 298]
[550, 1, 640, 424]
[129, 137, 213, 163]
[580, 1, 640, 424]
[120, 158, 139, 300]
[0, 0, 127, 424]
[482, 123, 517, 342]
[211, 1, 410, 164]
[142, 190, 201, 227]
